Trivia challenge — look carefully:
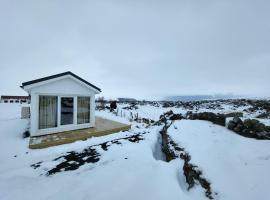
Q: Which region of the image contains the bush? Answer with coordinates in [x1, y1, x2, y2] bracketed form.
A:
[110, 101, 117, 111]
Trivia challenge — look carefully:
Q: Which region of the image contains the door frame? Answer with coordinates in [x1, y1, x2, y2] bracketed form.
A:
[57, 95, 77, 127]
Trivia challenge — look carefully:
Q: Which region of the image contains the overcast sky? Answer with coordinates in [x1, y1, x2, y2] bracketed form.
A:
[0, 0, 269, 99]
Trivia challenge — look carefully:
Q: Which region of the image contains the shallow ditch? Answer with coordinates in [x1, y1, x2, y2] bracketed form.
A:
[156, 111, 216, 200]
[152, 132, 166, 161]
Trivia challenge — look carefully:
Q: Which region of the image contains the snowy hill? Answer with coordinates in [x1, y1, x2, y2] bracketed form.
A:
[0, 100, 270, 200]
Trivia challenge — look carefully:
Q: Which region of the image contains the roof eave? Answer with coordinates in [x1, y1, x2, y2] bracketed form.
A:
[20, 71, 102, 93]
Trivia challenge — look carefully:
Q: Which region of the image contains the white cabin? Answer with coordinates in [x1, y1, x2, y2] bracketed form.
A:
[21, 71, 101, 137]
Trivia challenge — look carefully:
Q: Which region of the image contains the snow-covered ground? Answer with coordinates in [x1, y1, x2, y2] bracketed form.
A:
[0, 102, 270, 200]
[168, 120, 270, 200]
[101, 102, 256, 122]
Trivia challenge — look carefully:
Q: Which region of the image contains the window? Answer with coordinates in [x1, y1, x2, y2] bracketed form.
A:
[77, 97, 90, 124]
[39, 96, 57, 129]
[10, 100, 13, 103]
[4, 100, 8, 103]
[61, 97, 74, 125]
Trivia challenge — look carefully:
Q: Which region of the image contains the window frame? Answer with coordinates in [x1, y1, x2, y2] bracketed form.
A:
[36, 94, 92, 134]
[77, 96, 91, 125]
[38, 95, 58, 130]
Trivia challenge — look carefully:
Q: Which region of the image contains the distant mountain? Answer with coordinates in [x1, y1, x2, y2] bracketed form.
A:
[164, 94, 236, 101]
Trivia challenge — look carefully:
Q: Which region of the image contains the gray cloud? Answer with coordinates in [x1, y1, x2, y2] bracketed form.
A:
[0, 0, 269, 99]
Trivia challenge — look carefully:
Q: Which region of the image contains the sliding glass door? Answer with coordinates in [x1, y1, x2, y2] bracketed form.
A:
[39, 96, 58, 129]
[77, 97, 90, 124]
[61, 97, 74, 125]
[39, 96, 90, 130]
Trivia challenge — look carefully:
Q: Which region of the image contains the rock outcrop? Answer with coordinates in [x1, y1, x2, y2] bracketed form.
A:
[256, 111, 270, 119]
[225, 112, 243, 118]
[228, 117, 270, 139]
[186, 112, 226, 126]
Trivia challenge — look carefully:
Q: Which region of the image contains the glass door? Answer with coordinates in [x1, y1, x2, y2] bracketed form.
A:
[61, 97, 74, 125]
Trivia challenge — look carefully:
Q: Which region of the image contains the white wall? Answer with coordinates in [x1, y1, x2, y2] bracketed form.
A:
[28, 77, 98, 136]
[30, 77, 96, 96]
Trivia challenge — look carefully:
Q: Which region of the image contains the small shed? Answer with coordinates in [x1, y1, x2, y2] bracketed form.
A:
[21, 71, 101, 137]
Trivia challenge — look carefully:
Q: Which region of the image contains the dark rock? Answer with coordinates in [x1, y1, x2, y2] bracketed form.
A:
[169, 113, 184, 120]
[186, 112, 226, 126]
[159, 110, 184, 121]
[31, 161, 42, 169]
[162, 102, 175, 108]
[228, 117, 270, 140]
[243, 119, 265, 133]
[232, 116, 243, 124]
[256, 112, 270, 119]
[227, 121, 236, 130]
[233, 123, 244, 133]
[225, 112, 243, 118]
[22, 130, 30, 138]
